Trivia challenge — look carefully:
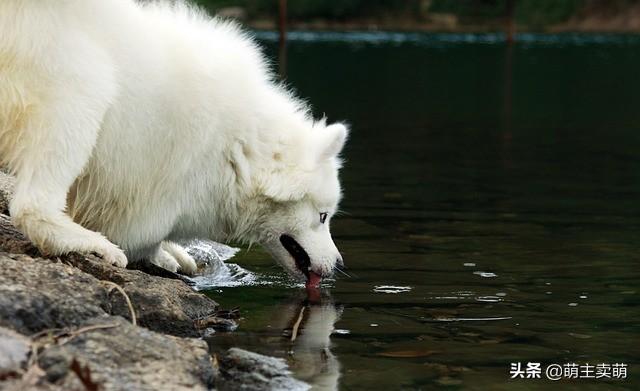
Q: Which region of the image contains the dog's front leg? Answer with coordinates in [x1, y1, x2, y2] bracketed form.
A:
[6, 37, 126, 267]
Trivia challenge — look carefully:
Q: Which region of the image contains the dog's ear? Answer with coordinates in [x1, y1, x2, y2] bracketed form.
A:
[316, 123, 348, 163]
[255, 123, 349, 202]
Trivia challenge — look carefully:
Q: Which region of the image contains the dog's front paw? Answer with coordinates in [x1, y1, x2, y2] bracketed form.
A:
[91, 242, 128, 268]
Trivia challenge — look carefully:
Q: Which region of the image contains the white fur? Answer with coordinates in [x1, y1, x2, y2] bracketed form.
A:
[159, 241, 198, 274]
[0, 0, 347, 278]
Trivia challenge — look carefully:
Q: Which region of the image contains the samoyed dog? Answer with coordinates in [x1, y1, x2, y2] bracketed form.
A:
[0, 1, 347, 287]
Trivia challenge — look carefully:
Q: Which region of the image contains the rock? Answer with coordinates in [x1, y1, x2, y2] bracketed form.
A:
[0, 317, 215, 391]
[0, 326, 30, 378]
[0, 211, 38, 257]
[65, 252, 220, 337]
[38, 317, 215, 391]
[0, 253, 111, 335]
[0, 250, 306, 391]
[0, 171, 13, 215]
[0, 214, 219, 338]
[217, 348, 310, 391]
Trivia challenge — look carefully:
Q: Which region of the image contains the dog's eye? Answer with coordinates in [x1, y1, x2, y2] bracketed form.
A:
[319, 212, 328, 224]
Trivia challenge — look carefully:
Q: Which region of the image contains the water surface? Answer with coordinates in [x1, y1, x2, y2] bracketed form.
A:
[205, 32, 640, 390]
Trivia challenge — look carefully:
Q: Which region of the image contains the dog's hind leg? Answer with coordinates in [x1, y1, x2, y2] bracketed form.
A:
[149, 245, 181, 273]
[5, 37, 127, 267]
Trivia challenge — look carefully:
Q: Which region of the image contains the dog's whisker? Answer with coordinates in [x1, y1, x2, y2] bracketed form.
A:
[334, 265, 354, 279]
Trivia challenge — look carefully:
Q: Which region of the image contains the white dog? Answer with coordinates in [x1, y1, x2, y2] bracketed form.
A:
[0, 0, 347, 286]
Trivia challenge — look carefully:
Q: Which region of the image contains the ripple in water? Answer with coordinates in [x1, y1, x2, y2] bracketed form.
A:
[181, 240, 319, 290]
[473, 271, 498, 278]
[373, 285, 412, 294]
[475, 295, 503, 303]
[425, 316, 513, 322]
[181, 240, 258, 290]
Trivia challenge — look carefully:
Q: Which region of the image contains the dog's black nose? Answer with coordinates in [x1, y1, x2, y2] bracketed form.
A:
[336, 256, 344, 268]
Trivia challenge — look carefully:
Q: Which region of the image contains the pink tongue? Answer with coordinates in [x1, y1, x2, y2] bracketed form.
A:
[305, 272, 322, 289]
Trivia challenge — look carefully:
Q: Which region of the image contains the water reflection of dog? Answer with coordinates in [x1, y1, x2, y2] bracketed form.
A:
[274, 291, 342, 391]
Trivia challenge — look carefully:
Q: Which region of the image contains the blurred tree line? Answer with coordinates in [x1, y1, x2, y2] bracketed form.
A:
[192, 0, 640, 27]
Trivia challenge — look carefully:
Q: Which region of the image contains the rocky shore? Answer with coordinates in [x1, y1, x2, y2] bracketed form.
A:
[0, 173, 308, 391]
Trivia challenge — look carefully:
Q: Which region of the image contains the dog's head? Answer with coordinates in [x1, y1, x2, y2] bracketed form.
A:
[232, 121, 348, 284]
